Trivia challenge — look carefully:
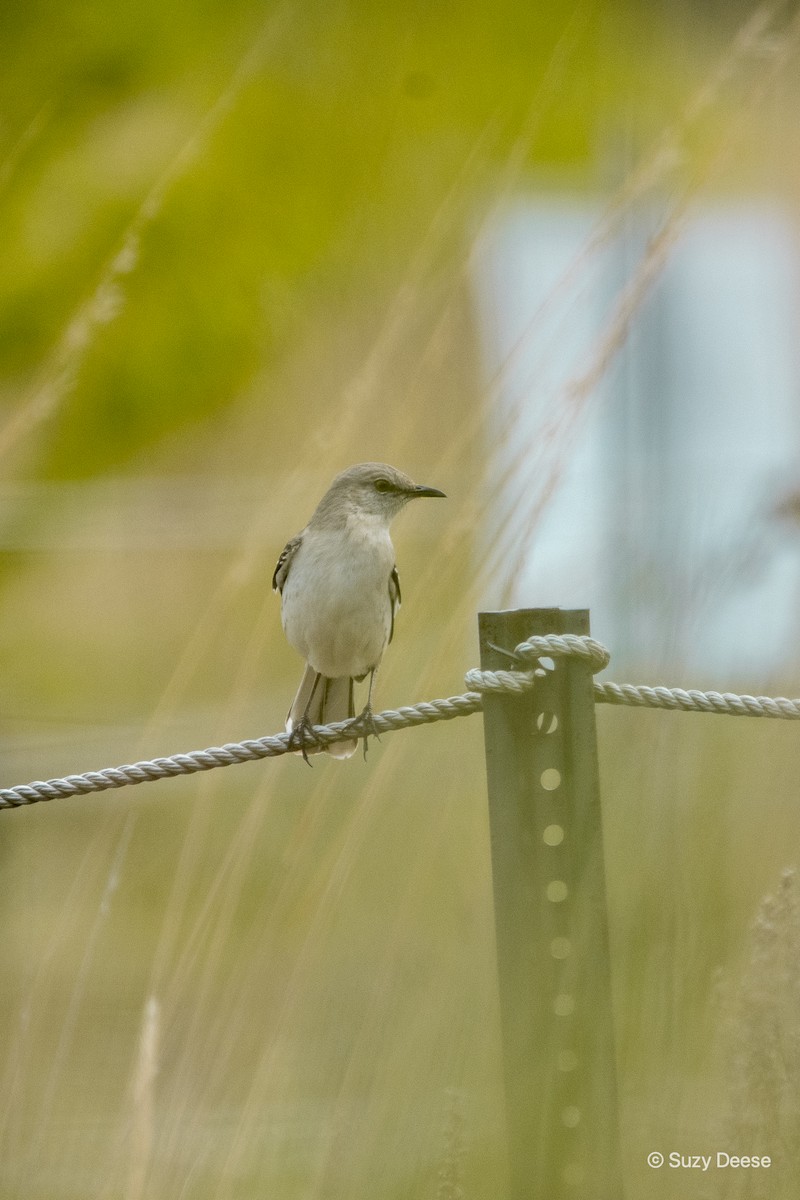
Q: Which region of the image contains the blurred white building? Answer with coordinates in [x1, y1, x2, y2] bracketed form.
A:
[474, 197, 800, 681]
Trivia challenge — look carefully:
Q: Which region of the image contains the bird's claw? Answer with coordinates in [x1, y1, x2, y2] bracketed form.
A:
[356, 705, 381, 761]
[286, 717, 320, 766]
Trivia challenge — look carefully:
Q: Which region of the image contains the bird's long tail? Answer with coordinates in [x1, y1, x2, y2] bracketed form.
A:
[286, 665, 357, 759]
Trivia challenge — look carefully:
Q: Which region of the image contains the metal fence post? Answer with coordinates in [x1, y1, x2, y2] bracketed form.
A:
[479, 607, 623, 1200]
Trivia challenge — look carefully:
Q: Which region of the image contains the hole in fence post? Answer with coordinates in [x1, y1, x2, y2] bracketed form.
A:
[536, 711, 559, 734]
[543, 823, 564, 846]
[478, 607, 623, 1200]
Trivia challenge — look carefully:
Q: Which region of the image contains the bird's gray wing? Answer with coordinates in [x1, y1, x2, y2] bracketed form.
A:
[388, 565, 401, 643]
[272, 533, 303, 593]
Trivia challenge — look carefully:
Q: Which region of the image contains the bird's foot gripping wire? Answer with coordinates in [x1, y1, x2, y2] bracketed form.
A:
[356, 704, 381, 761]
[286, 716, 322, 766]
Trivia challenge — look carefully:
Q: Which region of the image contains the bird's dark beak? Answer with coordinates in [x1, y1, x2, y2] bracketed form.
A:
[412, 484, 446, 499]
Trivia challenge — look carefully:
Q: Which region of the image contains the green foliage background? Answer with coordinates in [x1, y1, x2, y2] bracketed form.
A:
[0, 0, 687, 478]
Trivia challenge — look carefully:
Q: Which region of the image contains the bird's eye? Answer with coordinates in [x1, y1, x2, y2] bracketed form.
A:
[374, 479, 392, 493]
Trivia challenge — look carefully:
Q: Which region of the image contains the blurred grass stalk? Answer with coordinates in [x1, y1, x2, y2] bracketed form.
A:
[126, 995, 160, 1200]
[716, 869, 800, 1194]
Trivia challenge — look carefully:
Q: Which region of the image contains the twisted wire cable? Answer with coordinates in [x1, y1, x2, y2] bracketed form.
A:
[3, 634, 799, 810]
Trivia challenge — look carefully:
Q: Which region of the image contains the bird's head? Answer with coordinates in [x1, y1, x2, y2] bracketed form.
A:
[313, 462, 446, 525]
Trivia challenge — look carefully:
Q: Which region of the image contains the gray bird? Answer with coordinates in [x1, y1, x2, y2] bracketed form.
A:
[273, 462, 446, 759]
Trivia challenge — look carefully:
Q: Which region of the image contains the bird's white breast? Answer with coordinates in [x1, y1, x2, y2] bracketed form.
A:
[281, 515, 395, 678]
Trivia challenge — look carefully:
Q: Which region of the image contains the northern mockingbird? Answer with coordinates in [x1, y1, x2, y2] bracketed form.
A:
[273, 462, 446, 759]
